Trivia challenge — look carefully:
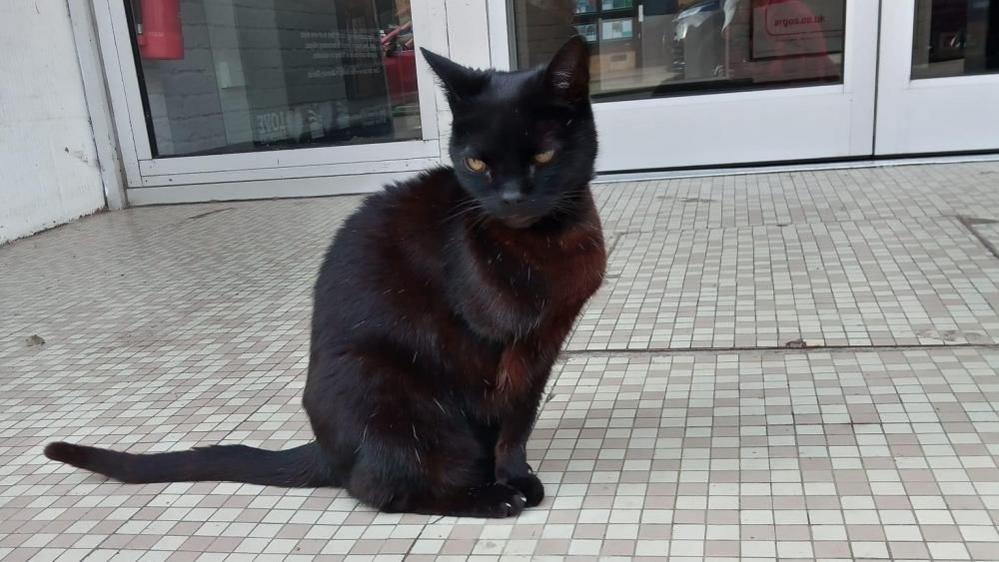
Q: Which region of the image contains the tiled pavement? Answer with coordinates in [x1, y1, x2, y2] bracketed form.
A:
[2, 161, 999, 561]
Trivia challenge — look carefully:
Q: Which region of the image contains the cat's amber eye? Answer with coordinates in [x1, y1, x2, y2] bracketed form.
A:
[533, 149, 556, 165]
[464, 157, 488, 173]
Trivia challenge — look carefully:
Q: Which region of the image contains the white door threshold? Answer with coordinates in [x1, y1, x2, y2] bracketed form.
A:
[594, 152, 999, 184]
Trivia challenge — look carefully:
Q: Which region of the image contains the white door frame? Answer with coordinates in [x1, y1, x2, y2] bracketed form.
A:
[92, 0, 999, 204]
[90, 0, 456, 203]
[486, 0, 881, 172]
[875, 0, 999, 155]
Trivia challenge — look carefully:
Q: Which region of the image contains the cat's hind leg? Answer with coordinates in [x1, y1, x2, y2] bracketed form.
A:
[306, 353, 526, 517]
[343, 412, 529, 518]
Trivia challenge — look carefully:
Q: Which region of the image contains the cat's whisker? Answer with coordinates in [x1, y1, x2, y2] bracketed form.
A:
[355, 424, 369, 454]
[433, 398, 446, 413]
[448, 200, 479, 215]
[440, 199, 473, 217]
[442, 200, 486, 226]
[463, 212, 490, 233]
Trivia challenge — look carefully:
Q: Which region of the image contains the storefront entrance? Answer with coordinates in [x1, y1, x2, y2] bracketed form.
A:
[95, 0, 448, 203]
[498, 0, 999, 171]
[92, 0, 999, 203]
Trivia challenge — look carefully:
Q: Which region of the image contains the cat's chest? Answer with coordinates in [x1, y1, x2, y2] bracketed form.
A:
[455, 225, 606, 408]
[446, 207, 606, 352]
[501, 224, 606, 305]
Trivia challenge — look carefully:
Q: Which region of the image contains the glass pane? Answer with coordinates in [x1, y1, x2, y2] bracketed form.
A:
[127, 0, 421, 157]
[512, 0, 846, 101]
[912, 0, 999, 79]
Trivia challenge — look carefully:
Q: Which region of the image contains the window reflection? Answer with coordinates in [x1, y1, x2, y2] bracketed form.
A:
[912, 0, 999, 79]
[513, 0, 845, 101]
[129, 0, 421, 158]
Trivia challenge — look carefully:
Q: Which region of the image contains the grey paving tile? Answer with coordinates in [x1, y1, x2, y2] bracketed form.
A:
[571, 218, 999, 350]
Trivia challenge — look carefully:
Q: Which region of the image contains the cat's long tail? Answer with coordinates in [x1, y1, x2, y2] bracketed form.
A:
[43, 441, 334, 487]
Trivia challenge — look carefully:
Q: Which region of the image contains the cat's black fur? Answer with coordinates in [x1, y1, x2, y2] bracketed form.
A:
[44, 37, 606, 518]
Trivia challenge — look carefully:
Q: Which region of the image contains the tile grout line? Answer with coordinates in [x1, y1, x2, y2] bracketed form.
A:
[562, 342, 999, 358]
[601, 213, 991, 236]
[955, 215, 999, 260]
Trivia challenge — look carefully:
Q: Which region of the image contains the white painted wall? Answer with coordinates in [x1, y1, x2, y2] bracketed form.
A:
[0, 1, 106, 244]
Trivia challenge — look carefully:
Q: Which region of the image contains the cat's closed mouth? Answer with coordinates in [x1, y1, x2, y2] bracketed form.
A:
[500, 214, 541, 229]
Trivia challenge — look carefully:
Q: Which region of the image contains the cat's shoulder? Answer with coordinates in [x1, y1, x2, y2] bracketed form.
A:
[342, 166, 461, 234]
[381, 167, 459, 201]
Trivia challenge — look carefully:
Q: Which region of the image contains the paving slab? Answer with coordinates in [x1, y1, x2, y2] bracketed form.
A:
[3, 161, 999, 560]
[570, 218, 999, 350]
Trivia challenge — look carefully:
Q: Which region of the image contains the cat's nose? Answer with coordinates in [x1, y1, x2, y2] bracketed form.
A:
[500, 190, 525, 205]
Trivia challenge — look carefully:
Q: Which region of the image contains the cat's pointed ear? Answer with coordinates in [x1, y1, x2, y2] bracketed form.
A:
[421, 48, 488, 106]
[544, 36, 590, 103]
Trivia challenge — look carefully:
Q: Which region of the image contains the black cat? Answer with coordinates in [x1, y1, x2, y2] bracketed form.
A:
[44, 37, 606, 518]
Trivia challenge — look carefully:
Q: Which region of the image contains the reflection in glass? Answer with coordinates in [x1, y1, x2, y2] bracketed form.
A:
[128, 0, 421, 157]
[912, 0, 999, 79]
[512, 0, 845, 101]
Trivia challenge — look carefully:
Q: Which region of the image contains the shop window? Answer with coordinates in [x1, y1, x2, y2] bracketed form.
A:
[127, 0, 421, 157]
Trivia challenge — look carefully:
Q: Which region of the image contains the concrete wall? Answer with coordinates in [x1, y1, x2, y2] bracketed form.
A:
[0, 1, 106, 244]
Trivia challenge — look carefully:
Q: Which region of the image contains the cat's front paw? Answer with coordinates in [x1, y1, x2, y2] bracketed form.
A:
[467, 483, 528, 518]
[506, 473, 544, 507]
